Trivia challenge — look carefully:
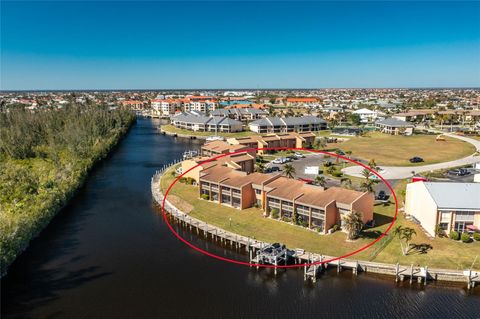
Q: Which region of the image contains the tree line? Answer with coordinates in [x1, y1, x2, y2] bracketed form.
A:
[0, 104, 135, 276]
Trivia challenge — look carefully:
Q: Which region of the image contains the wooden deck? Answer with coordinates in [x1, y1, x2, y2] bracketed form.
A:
[152, 165, 480, 289]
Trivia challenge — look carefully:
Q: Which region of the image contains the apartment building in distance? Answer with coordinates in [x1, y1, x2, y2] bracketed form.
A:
[210, 108, 269, 121]
[171, 112, 243, 132]
[198, 165, 374, 233]
[249, 116, 327, 133]
[151, 99, 180, 116]
[405, 182, 480, 237]
[182, 95, 218, 112]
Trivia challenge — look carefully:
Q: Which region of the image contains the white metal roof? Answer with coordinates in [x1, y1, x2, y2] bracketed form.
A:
[424, 182, 480, 210]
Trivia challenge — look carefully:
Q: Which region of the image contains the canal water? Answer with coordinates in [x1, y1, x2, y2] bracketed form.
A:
[1, 118, 479, 318]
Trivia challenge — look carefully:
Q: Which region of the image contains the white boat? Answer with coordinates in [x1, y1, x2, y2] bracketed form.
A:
[206, 135, 224, 142]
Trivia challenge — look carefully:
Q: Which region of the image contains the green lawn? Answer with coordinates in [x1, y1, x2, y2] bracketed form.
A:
[161, 124, 259, 138]
[335, 132, 476, 166]
[160, 167, 480, 270]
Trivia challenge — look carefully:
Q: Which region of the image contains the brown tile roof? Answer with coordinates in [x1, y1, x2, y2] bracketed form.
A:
[266, 178, 365, 208]
[265, 177, 308, 200]
[202, 140, 247, 153]
[200, 166, 244, 183]
[200, 166, 272, 188]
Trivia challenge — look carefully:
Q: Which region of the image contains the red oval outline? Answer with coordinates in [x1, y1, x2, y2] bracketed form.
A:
[161, 147, 398, 268]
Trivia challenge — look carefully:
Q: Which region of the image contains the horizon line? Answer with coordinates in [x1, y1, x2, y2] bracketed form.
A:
[2, 87, 480, 93]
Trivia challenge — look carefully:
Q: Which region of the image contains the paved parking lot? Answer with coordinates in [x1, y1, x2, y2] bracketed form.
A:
[265, 153, 400, 193]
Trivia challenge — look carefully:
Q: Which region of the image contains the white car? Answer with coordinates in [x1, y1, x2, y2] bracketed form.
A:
[272, 157, 289, 164]
[294, 152, 305, 158]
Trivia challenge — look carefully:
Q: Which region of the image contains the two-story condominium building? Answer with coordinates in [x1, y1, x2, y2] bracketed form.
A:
[405, 182, 480, 236]
[198, 166, 374, 233]
[199, 165, 278, 209]
[171, 112, 243, 132]
[227, 132, 316, 153]
[210, 108, 269, 121]
[182, 152, 256, 182]
[201, 140, 256, 158]
[249, 116, 327, 133]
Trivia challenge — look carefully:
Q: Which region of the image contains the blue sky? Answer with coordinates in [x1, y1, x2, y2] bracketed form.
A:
[1, 1, 479, 89]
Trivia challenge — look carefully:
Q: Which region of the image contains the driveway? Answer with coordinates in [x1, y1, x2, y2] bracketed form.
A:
[342, 132, 480, 180]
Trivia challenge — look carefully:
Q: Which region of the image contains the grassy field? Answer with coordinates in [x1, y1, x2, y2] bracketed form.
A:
[334, 132, 475, 166]
[161, 124, 259, 138]
[160, 167, 480, 270]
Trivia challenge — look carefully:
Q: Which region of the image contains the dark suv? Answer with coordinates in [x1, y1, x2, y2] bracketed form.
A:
[409, 157, 424, 163]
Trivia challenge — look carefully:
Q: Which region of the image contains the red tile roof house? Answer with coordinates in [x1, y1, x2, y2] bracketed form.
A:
[198, 166, 374, 233]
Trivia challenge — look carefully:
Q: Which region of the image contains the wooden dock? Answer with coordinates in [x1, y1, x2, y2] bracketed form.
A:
[151, 165, 480, 289]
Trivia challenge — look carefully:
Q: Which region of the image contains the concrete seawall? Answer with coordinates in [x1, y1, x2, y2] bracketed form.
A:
[151, 164, 479, 289]
[159, 127, 209, 140]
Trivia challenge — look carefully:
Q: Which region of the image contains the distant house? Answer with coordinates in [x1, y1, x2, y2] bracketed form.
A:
[171, 112, 243, 132]
[286, 97, 320, 107]
[249, 116, 327, 134]
[405, 182, 480, 236]
[392, 110, 435, 122]
[375, 118, 414, 135]
[352, 108, 378, 123]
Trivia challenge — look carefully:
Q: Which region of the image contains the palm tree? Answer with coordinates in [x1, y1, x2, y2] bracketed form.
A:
[342, 211, 364, 240]
[367, 159, 378, 171]
[314, 137, 327, 150]
[326, 164, 336, 175]
[283, 163, 296, 179]
[334, 149, 343, 164]
[314, 175, 326, 187]
[393, 226, 417, 255]
[360, 168, 378, 193]
[340, 177, 353, 189]
[255, 162, 265, 173]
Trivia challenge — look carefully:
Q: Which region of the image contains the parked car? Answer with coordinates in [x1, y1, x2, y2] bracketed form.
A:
[409, 156, 424, 163]
[376, 190, 388, 201]
[294, 152, 305, 158]
[269, 166, 281, 173]
[448, 168, 471, 176]
[272, 158, 284, 164]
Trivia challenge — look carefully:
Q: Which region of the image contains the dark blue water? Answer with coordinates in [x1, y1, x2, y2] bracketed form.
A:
[1, 118, 479, 319]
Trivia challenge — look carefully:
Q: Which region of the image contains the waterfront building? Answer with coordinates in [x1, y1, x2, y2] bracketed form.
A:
[210, 108, 269, 121]
[375, 118, 414, 135]
[197, 166, 374, 233]
[201, 140, 256, 158]
[227, 132, 316, 153]
[171, 112, 243, 132]
[182, 152, 256, 182]
[405, 182, 480, 236]
[248, 116, 327, 133]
